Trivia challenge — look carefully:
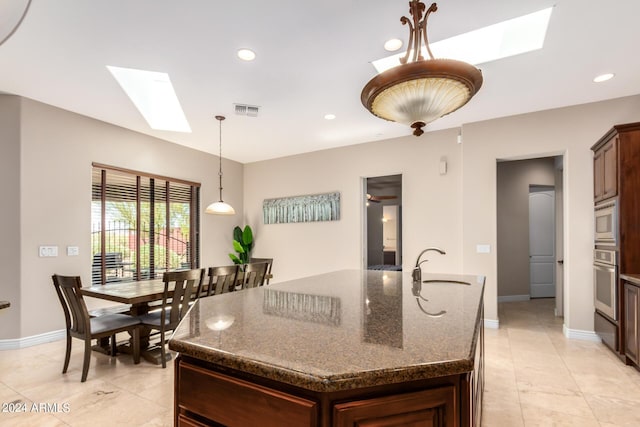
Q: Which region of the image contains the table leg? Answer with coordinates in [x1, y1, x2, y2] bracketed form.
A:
[117, 303, 172, 365]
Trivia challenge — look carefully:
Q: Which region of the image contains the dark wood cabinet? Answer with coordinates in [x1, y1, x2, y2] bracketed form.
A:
[175, 354, 482, 427]
[624, 279, 640, 366]
[592, 122, 640, 357]
[176, 361, 318, 427]
[333, 386, 455, 427]
[593, 136, 618, 202]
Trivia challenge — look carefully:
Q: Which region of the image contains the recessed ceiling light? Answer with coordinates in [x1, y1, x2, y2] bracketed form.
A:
[372, 7, 553, 73]
[324, 114, 336, 120]
[106, 65, 191, 133]
[237, 48, 256, 61]
[384, 38, 403, 52]
[593, 73, 615, 83]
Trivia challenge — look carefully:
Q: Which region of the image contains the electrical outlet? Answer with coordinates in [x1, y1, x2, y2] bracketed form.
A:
[67, 246, 79, 256]
[39, 246, 58, 257]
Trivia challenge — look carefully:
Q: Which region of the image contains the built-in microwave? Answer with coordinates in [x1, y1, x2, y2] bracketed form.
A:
[595, 199, 617, 246]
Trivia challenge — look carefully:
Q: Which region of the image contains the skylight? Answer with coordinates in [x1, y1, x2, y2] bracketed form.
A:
[372, 7, 553, 73]
[106, 66, 191, 133]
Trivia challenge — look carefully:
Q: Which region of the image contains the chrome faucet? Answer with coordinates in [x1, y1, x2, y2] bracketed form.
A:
[412, 247, 446, 282]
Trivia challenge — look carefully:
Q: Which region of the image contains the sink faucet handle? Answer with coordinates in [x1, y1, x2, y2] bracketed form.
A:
[412, 267, 422, 282]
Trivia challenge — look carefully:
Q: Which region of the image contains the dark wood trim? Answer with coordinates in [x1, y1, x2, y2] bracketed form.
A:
[91, 162, 201, 187]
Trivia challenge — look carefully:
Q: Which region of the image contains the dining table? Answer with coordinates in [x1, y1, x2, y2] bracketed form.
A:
[81, 278, 174, 365]
[81, 270, 274, 364]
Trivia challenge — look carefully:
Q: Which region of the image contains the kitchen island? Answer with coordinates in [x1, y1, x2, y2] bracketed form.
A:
[169, 269, 485, 427]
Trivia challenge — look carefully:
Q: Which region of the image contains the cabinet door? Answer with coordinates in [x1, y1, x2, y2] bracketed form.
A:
[625, 283, 639, 365]
[333, 386, 456, 427]
[602, 137, 618, 200]
[594, 148, 604, 201]
[177, 362, 318, 427]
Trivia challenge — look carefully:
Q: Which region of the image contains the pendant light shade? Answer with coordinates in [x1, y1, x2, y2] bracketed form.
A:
[205, 115, 236, 215]
[361, 1, 483, 136]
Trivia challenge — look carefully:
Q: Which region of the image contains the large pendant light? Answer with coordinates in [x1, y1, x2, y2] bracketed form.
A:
[361, 1, 483, 136]
[205, 115, 236, 215]
[0, 0, 32, 47]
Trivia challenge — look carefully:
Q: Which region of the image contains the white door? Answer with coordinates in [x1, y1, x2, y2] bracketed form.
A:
[529, 187, 555, 298]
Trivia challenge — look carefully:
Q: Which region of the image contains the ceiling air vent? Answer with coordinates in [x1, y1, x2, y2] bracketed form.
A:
[234, 103, 260, 117]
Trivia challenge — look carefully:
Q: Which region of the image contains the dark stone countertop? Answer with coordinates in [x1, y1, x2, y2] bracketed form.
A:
[621, 274, 640, 286]
[169, 269, 485, 392]
[0, 301, 9, 310]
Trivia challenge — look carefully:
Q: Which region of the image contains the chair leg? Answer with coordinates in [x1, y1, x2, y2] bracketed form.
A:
[132, 327, 140, 365]
[62, 332, 72, 374]
[81, 339, 92, 382]
[160, 330, 166, 369]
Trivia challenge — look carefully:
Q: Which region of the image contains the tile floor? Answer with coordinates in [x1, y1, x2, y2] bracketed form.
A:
[484, 298, 640, 426]
[1, 298, 639, 426]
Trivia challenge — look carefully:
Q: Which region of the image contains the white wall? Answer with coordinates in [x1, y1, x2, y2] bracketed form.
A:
[7, 96, 244, 339]
[245, 94, 640, 334]
[244, 128, 464, 282]
[0, 96, 21, 339]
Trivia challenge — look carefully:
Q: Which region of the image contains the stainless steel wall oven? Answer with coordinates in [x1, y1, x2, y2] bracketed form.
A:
[594, 249, 617, 320]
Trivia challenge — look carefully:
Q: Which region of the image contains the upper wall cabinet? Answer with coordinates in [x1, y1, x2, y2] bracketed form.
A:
[592, 123, 640, 204]
[593, 135, 618, 202]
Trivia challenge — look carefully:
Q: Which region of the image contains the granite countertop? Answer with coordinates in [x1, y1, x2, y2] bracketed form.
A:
[0, 301, 9, 310]
[169, 269, 485, 392]
[621, 274, 640, 286]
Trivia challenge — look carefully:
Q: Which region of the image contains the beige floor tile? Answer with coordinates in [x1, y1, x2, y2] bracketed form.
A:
[571, 371, 640, 401]
[584, 393, 640, 426]
[518, 382, 596, 418]
[521, 405, 600, 426]
[482, 387, 523, 427]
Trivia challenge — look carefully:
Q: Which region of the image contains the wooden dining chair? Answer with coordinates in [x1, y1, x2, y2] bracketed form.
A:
[240, 262, 269, 290]
[201, 265, 239, 297]
[249, 257, 273, 284]
[52, 274, 141, 382]
[138, 268, 204, 368]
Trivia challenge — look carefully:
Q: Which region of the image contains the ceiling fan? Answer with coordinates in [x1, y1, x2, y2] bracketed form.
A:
[366, 193, 397, 203]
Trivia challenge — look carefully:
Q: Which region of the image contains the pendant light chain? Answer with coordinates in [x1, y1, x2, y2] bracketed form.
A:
[205, 115, 235, 215]
[216, 115, 225, 202]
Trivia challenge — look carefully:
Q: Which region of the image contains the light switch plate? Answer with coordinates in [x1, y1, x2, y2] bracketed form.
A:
[39, 246, 58, 257]
[67, 246, 79, 256]
[476, 244, 491, 254]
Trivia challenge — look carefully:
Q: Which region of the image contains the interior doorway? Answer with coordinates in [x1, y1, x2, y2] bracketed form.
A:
[496, 156, 564, 315]
[363, 174, 402, 270]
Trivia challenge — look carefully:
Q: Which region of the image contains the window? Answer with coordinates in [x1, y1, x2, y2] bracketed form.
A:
[91, 163, 200, 285]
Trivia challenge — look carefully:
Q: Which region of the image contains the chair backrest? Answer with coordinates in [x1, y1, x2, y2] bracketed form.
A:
[249, 257, 273, 284]
[52, 274, 91, 338]
[161, 269, 204, 330]
[242, 262, 269, 289]
[203, 265, 239, 297]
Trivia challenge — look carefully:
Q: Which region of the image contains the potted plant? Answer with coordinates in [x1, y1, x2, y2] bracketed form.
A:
[228, 225, 253, 266]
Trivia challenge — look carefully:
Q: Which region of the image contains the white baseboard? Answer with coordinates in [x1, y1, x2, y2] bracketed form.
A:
[484, 319, 499, 329]
[562, 324, 601, 342]
[497, 294, 530, 303]
[0, 329, 65, 350]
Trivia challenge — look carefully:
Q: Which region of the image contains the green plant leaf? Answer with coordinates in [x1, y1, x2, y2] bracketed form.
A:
[233, 226, 243, 243]
[242, 225, 253, 246]
[229, 253, 241, 264]
[232, 240, 245, 253]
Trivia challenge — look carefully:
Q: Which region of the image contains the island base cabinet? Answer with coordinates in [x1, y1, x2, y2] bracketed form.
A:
[175, 360, 318, 427]
[333, 386, 455, 427]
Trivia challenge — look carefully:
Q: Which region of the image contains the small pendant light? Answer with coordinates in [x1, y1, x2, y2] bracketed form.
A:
[205, 115, 236, 215]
